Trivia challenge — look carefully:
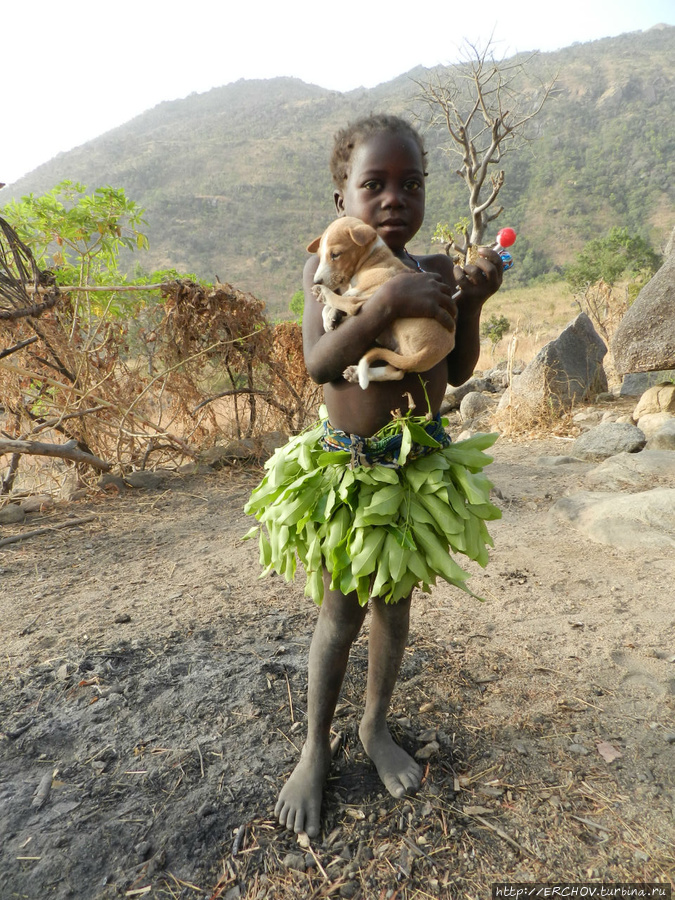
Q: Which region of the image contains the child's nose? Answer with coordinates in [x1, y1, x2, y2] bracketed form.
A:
[381, 187, 404, 208]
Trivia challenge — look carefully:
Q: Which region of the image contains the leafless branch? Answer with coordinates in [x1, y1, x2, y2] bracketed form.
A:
[0, 438, 111, 471]
[414, 39, 559, 247]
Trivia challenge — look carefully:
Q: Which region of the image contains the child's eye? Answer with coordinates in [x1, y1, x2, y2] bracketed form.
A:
[363, 180, 381, 191]
[405, 179, 422, 192]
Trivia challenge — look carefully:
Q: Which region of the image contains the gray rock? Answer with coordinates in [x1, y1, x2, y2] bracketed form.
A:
[124, 471, 166, 490]
[637, 412, 675, 438]
[0, 504, 26, 525]
[282, 852, 307, 872]
[571, 422, 646, 460]
[551, 488, 675, 551]
[498, 314, 607, 416]
[585, 450, 675, 491]
[199, 440, 257, 467]
[98, 473, 128, 491]
[20, 495, 54, 512]
[442, 376, 496, 411]
[646, 419, 675, 450]
[568, 743, 590, 756]
[619, 370, 675, 397]
[459, 391, 494, 421]
[260, 431, 289, 458]
[611, 234, 675, 375]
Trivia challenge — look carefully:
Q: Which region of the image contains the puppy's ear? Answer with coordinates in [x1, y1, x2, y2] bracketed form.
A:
[348, 222, 377, 247]
[307, 237, 321, 253]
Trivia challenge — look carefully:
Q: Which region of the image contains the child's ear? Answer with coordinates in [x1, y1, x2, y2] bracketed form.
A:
[334, 190, 346, 217]
[307, 237, 321, 253]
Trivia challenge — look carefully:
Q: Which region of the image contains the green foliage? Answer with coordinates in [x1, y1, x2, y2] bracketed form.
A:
[3, 180, 147, 281]
[2, 181, 149, 318]
[564, 227, 661, 292]
[432, 219, 470, 253]
[289, 289, 305, 324]
[481, 314, 511, 347]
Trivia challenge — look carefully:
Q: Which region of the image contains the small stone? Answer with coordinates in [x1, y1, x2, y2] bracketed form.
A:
[339, 883, 359, 899]
[56, 663, 73, 681]
[568, 743, 590, 755]
[20, 495, 54, 513]
[282, 852, 306, 872]
[0, 504, 25, 524]
[665, 733, 675, 744]
[514, 741, 529, 756]
[415, 740, 440, 760]
[114, 613, 132, 624]
[135, 841, 152, 860]
[224, 886, 242, 900]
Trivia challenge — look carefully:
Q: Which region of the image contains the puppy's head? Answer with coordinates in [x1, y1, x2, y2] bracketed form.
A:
[308, 217, 378, 290]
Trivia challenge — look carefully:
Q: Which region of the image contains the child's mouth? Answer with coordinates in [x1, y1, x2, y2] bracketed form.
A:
[379, 219, 407, 231]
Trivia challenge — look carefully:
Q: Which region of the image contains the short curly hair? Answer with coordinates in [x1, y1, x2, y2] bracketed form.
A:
[329, 114, 427, 187]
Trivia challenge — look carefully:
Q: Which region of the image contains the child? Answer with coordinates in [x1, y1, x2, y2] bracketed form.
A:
[247, 114, 503, 838]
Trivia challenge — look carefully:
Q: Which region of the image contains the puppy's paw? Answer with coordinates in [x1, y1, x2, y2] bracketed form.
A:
[312, 284, 324, 300]
[343, 365, 360, 383]
[323, 306, 344, 332]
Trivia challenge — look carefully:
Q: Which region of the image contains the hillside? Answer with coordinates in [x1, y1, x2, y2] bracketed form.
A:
[2, 25, 673, 316]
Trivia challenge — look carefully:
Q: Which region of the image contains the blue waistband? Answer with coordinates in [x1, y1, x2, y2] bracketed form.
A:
[320, 413, 450, 469]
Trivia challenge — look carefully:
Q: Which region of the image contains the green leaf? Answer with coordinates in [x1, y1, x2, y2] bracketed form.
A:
[350, 529, 386, 578]
[398, 422, 413, 465]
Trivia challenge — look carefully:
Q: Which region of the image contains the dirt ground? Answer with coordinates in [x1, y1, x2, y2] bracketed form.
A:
[1, 433, 674, 900]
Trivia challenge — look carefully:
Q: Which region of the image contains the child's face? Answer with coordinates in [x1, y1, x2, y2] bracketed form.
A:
[334, 131, 426, 254]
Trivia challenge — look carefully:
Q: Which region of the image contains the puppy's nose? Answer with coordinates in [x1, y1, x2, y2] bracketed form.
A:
[313, 276, 323, 286]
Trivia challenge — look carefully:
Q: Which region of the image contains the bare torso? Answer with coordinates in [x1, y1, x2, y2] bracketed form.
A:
[303, 252, 454, 437]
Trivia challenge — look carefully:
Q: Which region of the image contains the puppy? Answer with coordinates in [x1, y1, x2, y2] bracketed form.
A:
[307, 216, 455, 390]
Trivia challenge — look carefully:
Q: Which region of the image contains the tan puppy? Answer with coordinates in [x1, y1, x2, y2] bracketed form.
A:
[307, 216, 455, 390]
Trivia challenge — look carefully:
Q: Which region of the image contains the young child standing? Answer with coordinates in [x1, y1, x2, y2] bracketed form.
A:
[246, 114, 503, 838]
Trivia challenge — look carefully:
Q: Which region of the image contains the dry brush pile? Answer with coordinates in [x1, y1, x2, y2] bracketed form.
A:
[0, 221, 319, 497]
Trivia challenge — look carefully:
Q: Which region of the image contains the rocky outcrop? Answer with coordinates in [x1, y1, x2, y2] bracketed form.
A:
[552, 489, 675, 551]
[611, 228, 675, 375]
[497, 313, 607, 416]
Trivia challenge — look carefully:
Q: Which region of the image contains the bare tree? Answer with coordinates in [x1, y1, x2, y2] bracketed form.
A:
[415, 39, 558, 257]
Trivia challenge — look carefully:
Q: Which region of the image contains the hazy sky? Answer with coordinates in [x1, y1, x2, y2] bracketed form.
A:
[2, 0, 673, 186]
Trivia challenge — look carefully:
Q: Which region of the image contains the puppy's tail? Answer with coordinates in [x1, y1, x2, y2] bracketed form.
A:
[357, 343, 452, 389]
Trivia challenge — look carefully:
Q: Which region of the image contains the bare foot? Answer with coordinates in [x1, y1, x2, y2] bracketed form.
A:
[359, 721, 422, 798]
[274, 741, 331, 838]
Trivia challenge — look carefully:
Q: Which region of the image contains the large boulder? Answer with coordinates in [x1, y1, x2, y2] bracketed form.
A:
[498, 313, 607, 415]
[611, 229, 675, 375]
[552, 488, 675, 551]
[585, 450, 675, 491]
[633, 383, 675, 418]
[570, 422, 646, 460]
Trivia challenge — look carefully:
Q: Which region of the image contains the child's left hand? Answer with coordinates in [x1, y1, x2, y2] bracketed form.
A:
[452, 247, 503, 307]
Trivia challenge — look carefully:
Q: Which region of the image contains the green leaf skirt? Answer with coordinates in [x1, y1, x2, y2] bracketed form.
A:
[244, 413, 501, 606]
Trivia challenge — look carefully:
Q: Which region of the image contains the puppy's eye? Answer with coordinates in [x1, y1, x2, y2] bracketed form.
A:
[330, 251, 341, 260]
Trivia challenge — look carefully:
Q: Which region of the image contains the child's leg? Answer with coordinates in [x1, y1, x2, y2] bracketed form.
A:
[358, 593, 423, 797]
[275, 580, 367, 837]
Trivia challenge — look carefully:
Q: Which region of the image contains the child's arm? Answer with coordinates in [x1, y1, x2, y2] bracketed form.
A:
[445, 248, 503, 386]
[302, 256, 458, 385]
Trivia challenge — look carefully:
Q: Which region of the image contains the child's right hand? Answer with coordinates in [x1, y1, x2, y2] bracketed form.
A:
[378, 270, 458, 335]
